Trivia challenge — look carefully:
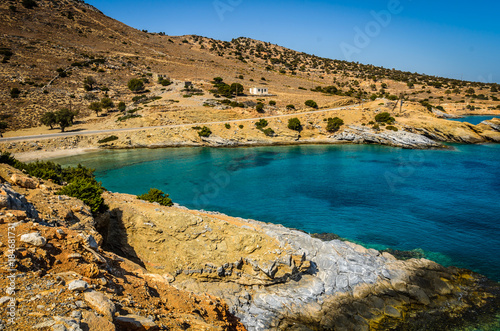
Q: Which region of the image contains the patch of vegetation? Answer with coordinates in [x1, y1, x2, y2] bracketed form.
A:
[128, 78, 145, 92]
[305, 100, 318, 109]
[269, 100, 276, 106]
[117, 114, 141, 121]
[381, 248, 425, 261]
[255, 119, 268, 129]
[288, 118, 302, 131]
[225, 123, 231, 129]
[286, 104, 295, 110]
[117, 101, 126, 112]
[137, 188, 173, 207]
[132, 95, 146, 102]
[375, 112, 395, 124]
[239, 124, 244, 129]
[197, 126, 212, 137]
[256, 102, 264, 113]
[0, 152, 106, 214]
[97, 135, 118, 144]
[10, 88, 20, 99]
[22, 0, 37, 9]
[386, 125, 398, 131]
[326, 117, 344, 133]
[262, 128, 275, 137]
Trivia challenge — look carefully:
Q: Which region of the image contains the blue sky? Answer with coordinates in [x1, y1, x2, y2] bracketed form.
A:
[85, 0, 500, 83]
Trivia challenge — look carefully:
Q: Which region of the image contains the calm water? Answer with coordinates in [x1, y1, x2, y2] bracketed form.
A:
[448, 115, 497, 125]
[54, 144, 500, 281]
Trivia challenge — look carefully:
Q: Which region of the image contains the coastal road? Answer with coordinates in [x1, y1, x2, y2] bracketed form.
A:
[0, 104, 360, 143]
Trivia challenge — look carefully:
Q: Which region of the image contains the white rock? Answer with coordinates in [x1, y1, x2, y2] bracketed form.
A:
[68, 280, 89, 292]
[20, 232, 47, 247]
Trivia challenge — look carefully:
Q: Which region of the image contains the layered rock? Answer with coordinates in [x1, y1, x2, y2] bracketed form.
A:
[100, 191, 500, 331]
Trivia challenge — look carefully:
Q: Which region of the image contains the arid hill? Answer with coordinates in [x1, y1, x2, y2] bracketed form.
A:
[1, 0, 499, 132]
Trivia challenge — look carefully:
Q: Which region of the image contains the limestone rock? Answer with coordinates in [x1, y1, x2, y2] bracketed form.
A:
[0, 184, 39, 219]
[83, 291, 116, 321]
[115, 314, 159, 331]
[20, 232, 47, 247]
[10, 174, 38, 189]
[81, 311, 116, 331]
[67, 280, 89, 292]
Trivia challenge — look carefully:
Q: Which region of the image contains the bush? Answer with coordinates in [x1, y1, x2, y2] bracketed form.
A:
[100, 97, 114, 109]
[128, 78, 144, 92]
[255, 119, 268, 129]
[137, 188, 173, 207]
[225, 123, 231, 129]
[22, 0, 37, 9]
[88, 102, 102, 116]
[40, 112, 57, 129]
[326, 117, 344, 133]
[239, 124, 244, 129]
[386, 125, 398, 131]
[256, 102, 264, 113]
[57, 177, 106, 214]
[97, 135, 118, 144]
[305, 100, 318, 109]
[269, 100, 276, 106]
[262, 128, 275, 137]
[375, 112, 395, 124]
[117, 101, 126, 111]
[10, 88, 20, 98]
[83, 76, 96, 91]
[286, 104, 295, 110]
[197, 126, 212, 137]
[288, 118, 302, 131]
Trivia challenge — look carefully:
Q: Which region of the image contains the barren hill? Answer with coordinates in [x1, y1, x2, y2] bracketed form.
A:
[1, 0, 499, 132]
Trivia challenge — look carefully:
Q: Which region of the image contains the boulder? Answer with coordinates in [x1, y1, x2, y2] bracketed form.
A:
[67, 280, 89, 292]
[81, 311, 116, 331]
[10, 174, 38, 189]
[20, 232, 47, 247]
[83, 291, 116, 321]
[115, 314, 159, 331]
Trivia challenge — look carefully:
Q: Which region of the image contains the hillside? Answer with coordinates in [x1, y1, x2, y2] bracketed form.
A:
[1, 0, 499, 133]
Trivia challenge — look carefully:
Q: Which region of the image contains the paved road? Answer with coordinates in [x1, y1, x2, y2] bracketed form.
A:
[0, 104, 359, 143]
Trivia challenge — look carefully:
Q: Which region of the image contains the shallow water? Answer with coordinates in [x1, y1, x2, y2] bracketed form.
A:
[54, 143, 500, 281]
[448, 115, 497, 125]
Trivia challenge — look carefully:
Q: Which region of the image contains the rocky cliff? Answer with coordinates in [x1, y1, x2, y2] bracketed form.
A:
[100, 190, 500, 330]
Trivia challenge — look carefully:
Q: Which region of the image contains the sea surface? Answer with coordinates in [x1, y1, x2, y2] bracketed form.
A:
[448, 115, 497, 125]
[54, 143, 500, 281]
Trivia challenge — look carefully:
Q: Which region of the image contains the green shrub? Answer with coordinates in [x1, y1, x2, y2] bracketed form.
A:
[137, 188, 173, 207]
[286, 104, 295, 110]
[305, 100, 318, 109]
[255, 119, 268, 129]
[262, 128, 275, 137]
[128, 78, 144, 92]
[225, 123, 231, 129]
[386, 125, 398, 131]
[375, 112, 395, 124]
[326, 117, 344, 133]
[269, 100, 276, 106]
[288, 118, 302, 131]
[256, 102, 264, 113]
[100, 97, 114, 109]
[57, 177, 106, 214]
[97, 135, 118, 144]
[10, 88, 20, 98]
[372, 124, 380, 131]
[40, 112, 57, 129]
[197, 126, 212, 137]
[22, 0, 37, 9]
[117, 114, 141, 121]
[239, 124, 244, 129]
[118, 101, 126, 111]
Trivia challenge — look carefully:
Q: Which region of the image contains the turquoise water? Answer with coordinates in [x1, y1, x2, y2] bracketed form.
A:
[54, 144, 500, 281]
[448, 115, 497, 125]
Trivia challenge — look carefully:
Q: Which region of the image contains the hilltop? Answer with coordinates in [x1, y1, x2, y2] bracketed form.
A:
[1, 0, 499, 136]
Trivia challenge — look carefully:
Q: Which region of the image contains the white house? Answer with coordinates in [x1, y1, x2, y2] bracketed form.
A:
[249, 87, 269, 95]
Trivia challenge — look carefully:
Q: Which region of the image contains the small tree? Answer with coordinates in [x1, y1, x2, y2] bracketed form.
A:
[375, 112, 395, 124]
[40, 112, 57, 129]
[83, 76, 97, 91]
[88, 102, 102, 116]
[491, 85, 498, 93]
[255, 119, 268, 129]
[326, 117, 344, 133]
[305, 100, 318, 109]
[137, 188, 173, 207]
[230, 83, 244, 95]
[288, 118, 302, 132]
[55, 108, 74, 132]
[117, 101, 126, 111]
[100, 97, 114, 110]
[57, 177, 106, 214]
[197, 126, 212, 137]
[10, 88, 20, 98]
[0, 122, 7, 137]
[128, 78, 144, 92]
[213, 77, 223, 84]
[256, 102, 264, 113]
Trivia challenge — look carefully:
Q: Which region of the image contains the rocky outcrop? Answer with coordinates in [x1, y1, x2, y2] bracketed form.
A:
[0, 183, 39, 220]
[100, 191, 500, 331]
[330, 126, 443, 149]
[431, 108, 462, 119]
[482, 118, 500, 132]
